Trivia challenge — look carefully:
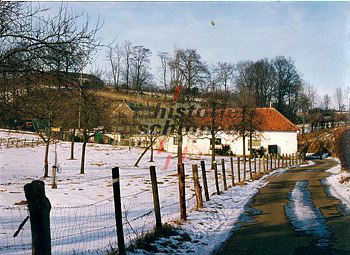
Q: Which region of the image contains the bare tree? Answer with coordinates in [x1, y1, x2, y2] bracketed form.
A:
[131, 45, 152, 93]
[323, 94, 331, 111]
[173, 48, 208, 164]
[212, 62, 235, 92]
[106, 42, 123, 91]
[158, 51, 171, 92]
[272, 56, 302, 121]
[122, 41, 133, 91]
[334, 87, 345, 111]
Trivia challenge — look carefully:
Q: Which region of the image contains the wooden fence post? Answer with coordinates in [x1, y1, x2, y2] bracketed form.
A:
[150, 166, 162, 231]
[24, 180, 52, 255]
[221, 159, 227, 190]
[51, 166, 57, 189]
[274, 154, 277, 169]
[7, 138, 9, 148]
[270, 154, 273, 170]
[243, 156, 246, 180]
[289, 154, 291, 167]
[278, 154, 280, 168]
[248, 156, 253, 179]
[230, 156, 235, 186]
[254, 156, 257, 175]
[258, 155, 261, 175]
[200, 161, 210, 201]
[178, 163, 186, 221]
[32, 138, 34, 147]
[263, 155, 266, 174]
[237, 157, 241, 182]
[112, 167, 126, 255]
[266, 154, 269, 172]
[24, 138, 26, 147]
[192, 164, 203, 209]
[214, 161, 220, 195]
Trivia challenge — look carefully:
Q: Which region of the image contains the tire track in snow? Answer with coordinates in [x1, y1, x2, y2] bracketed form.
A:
[285, 181, 332, 248]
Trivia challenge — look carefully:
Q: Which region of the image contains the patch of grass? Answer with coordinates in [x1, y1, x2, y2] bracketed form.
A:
[127, 223, 189, 253]
[105, 223, 191, 254]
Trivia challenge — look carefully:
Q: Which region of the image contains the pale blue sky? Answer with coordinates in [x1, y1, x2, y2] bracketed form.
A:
[42, 2, 350, 96]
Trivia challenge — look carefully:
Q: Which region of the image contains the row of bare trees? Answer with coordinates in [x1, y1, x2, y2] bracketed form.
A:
[0, 3, 109, 177]
[106, 41, 153, 92]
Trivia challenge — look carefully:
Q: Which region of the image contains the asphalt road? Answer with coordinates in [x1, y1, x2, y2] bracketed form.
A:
[215, 159, 350, 255]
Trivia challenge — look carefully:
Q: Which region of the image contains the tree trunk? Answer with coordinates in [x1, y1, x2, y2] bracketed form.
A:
[80, 130, 87, 174]
[135, 144, 151, 166]
[177, 128, 183, 165]
[249, 131, 253, 156]
[211, 103, 216, 169]
[242, 133, 246, 180]
[150, 139, 154, 162]
[70, 128, 75, 160]
[44, 141, 50, 178]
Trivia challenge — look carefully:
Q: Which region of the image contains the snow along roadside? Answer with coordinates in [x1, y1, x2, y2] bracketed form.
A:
[130, 162, 314, 255]
[325, 159, 350, 207]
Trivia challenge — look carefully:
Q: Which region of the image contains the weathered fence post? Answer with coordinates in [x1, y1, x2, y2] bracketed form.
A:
[32, 138, 34, 147]
[237, 157, 241, 182]
[24, 138, 26, 147]
[112, 167, 126, 255]
[254, 156, 257, 175]
[248, 156, 253, 179]
[266, 154, 269, 172]
[258, 155, 261, 175]
[24, 180, 51, 255]
[221, 159, 227, 191]
[270, 154, 273, 170]
[230, 156, 235, 186]
[263, 155, 266, 174]
[178, 163, 186, 221]
[274, 154, 277, 169]
[278, 154, 280, 168]
[214, 161, 220, 195]
[150, 166, 162, 231]
[192, 164, 203, 209]
[243, 156, 247, 180]
[200, 161, 210, 201]
[51, 166, 57, 189]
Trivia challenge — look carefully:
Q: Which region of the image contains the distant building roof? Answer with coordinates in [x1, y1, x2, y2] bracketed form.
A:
[196, 107, 299, 132]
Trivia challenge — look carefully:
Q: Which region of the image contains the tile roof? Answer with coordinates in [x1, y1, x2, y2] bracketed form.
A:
[195, 107, 299, 132]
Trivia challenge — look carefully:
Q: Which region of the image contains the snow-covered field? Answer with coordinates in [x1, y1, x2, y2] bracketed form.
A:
[0, 130, 300, 255]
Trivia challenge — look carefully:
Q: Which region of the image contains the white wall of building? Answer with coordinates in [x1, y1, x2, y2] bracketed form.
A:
[163, 131, 298, 156]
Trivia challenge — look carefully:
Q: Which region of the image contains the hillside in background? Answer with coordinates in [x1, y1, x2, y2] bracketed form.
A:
[299, 126, 350, 171]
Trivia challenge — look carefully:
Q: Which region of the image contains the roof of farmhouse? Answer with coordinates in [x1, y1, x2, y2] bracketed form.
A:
[195, 107, 299, 132]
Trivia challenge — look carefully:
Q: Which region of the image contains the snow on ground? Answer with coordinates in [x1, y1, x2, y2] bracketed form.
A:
[325, 160, 350, 208]
[285, 181, 331, 247]
[0, 129, 305, 255]
[135, 168, 291, 255]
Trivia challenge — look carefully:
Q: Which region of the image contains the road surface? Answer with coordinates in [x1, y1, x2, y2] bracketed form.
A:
[216, 159, 350, 255]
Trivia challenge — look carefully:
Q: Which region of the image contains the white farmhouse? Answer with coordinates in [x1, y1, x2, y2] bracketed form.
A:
[162, 107, 299, 156]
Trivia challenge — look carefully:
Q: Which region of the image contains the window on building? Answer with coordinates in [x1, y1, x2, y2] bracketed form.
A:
[248, 139, 261, 150]
[173, 137, 178, 145]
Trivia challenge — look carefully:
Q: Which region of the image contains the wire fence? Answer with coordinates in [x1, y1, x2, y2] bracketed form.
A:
[0, 138, 43, 149]
[0, 155, 299, 254]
